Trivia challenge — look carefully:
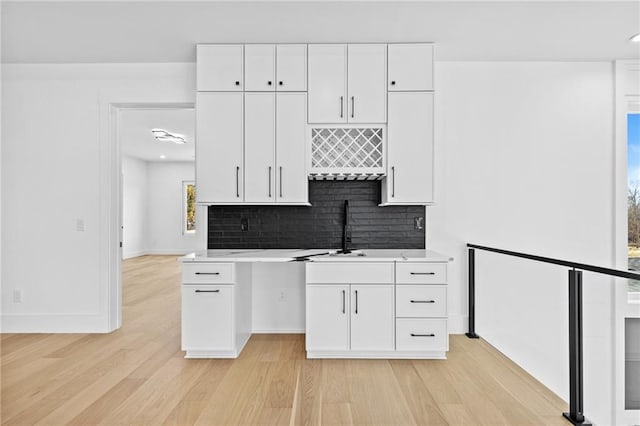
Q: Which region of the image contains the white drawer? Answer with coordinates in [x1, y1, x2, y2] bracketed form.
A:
[396, 319, 447, 352]
[182, 263, 235, 284]
[306, 262, 394, 284]
[396, 285, 446, 318]
[181, 285, 234, 350]
[396, 263, 447, 284]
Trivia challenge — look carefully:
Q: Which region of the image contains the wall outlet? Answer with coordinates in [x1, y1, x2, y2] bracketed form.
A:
[414, 216, 424, 230]
[13, 289, 23, 303]
[279, 291, 287, 302]
[241, 218, 249, 232]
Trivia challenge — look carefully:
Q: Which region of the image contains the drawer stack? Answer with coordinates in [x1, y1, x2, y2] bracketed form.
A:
[395, 262, 448, 354]
[181, 262, 251, 358]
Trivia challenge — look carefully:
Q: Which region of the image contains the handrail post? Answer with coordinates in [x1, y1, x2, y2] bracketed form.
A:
[466, 248, 479, 339]
[563, 269, 590, 425]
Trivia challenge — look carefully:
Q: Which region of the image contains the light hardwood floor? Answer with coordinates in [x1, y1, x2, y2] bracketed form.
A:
[2, 255, 568, 425]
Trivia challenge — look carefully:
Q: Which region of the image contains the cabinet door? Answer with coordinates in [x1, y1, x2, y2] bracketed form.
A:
[196, 92, 244, 203]
[182, 285, 234, 351]
[276, 93, 308, 203]
[388, 44, 433, 91]
[347, 44, 386, 123]
[276, 45, 307, 91]
[197, 45, 244, 91]
[306, 285, 349, 351]
[385, 92, 434, 204]
[350, 285, 394, 351]
[244, 93, 276, 203]
[245, 44, 276, 91]
[308, 44, 347, 123]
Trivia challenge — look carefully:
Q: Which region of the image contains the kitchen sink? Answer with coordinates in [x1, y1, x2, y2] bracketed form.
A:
[328, 249, 366, 257]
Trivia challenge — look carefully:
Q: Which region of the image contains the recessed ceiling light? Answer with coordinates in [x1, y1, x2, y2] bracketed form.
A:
[159, 154, 166, 159]
[631, 33, 640, 42]
[151, 128, 186, 144]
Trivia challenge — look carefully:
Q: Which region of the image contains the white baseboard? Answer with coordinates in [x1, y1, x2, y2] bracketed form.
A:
[123, 249, 194, 260]
[123, 250, 147, 260]
[251, 329, 305, 334]
[145, 249, 193, 256]
[1, 313, 112, 333]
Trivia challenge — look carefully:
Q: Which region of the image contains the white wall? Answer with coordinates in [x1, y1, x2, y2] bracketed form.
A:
[0, 59, 618, 423]
[429, 62, 615, 424]
[1, 63, 194, 332]
[146, 161, 196, 255]
[122, 156, 148, 259]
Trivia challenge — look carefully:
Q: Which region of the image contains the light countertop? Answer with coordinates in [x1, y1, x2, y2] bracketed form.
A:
[181, 249, 453, 263]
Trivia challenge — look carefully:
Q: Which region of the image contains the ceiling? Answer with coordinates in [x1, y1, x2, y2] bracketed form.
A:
[1, 1, 639, 63]
[120, 108, 195, 162]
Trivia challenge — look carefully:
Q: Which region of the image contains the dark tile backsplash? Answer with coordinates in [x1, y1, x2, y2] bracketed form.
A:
[208, 180, 425, 249]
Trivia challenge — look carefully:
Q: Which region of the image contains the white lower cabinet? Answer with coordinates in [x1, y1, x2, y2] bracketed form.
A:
[350, 285, 394, 351]
[306, 261, 448, 359]
[305, 285, 350, 351]
[181, 263, 251, 358]
[182, 285, 234, 351]
[306, 283, 394, 355]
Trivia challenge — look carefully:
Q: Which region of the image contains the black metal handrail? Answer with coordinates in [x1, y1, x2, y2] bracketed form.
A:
[466, 243, 640, 426]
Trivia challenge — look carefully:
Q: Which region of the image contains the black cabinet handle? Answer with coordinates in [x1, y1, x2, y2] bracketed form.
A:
[410, 300, 435, 304]
[410, 333, 435, 337]
[268, 166, 272, 197]
[391, 81, 396, 86]
[340, 96, 344, 118]
[354, 290, 358, 314]
[195, 289, 220, 293]
[278, 81, 283, 86]
[195, 272, 220, 275]
[235, 81, 240, 86]
[236, 166, 240, 198]
[268, 81, 272, 86]
[391, 166, 395, 198]
[351, 96, 355, 118]
[410, 272, 436, 275]
[279, 166, 283, 198]
[342, 290, 346, 314]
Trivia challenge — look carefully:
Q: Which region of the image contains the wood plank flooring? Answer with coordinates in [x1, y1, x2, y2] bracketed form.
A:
[1, 255, 568, 425]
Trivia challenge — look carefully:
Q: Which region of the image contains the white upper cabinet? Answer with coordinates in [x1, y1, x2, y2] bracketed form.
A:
[388, 43, 434, 91]
[245, 44, 307, 92]
[244, 45, 276, 91]
[382, 92, 434, 204]
[196, 92, 244, 203]
[276, 45, 307, 91]
[197, 45, 244, 91]
[276, 93, 308, 203]
[308, 44, 347, 123]
[308, 44, 386, 124]
[244, 93, 276, 203]
[347, 44, 387, 123]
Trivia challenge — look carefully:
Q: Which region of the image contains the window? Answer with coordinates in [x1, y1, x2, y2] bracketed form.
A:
[183, 181, 196, 234]
[629, 113, 640, 293]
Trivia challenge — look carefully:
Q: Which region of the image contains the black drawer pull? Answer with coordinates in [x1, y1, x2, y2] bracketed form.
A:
[410, 300, 435, 304]
[195, 289, 220, 293]
[195, 272, 220, 275]
[410, 333, 435, 337]
[410, 272, 436, 275]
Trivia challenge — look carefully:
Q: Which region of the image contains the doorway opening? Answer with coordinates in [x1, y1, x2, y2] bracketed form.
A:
[111, 103, 203, 329]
